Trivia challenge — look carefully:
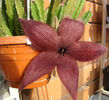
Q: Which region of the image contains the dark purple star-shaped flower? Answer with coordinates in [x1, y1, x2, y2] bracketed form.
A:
[19, 18, 107, 100]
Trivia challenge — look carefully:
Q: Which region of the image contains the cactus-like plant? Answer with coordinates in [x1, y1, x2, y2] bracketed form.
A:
[0, 0, 92, 37]
[0, 0, 25, 36]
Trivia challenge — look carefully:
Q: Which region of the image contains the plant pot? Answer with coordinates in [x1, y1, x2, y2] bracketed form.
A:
[0, 36, 50, 89]
[103, 66, 109, 91]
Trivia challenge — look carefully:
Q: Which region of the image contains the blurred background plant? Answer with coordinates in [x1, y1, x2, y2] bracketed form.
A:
[0, 0, 92, 36]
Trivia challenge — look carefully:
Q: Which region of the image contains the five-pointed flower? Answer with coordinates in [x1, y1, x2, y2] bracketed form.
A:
[19, 18, 107, 100]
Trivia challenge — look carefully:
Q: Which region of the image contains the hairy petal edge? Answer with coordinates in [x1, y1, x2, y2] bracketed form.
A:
[19, 52, 58, 90]
[19, 19, 61, 51]
[58, 18, 84, 46]
[57, 55, 79, 100]
[69, 41, 107, 61]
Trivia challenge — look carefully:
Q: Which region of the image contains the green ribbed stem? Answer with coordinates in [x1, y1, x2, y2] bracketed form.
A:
[5, 0, 14, 33]
[15, 0, 26, 18]
[64, 0, 77, 17]
[52, 0, 60, 16]
[58, 5, 65, 21]
[81, 11, 90, 20]
[31, 1, 40, 21]
[0, 9, 12, 36]
[34, 0, 45, 22]
[74, 0, 85, 19]
[83, 11, 93, 25]
[72, 0, 81, 19]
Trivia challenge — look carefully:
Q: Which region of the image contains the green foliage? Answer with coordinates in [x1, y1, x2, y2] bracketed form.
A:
[0, 9, 12, 36]
[0, 0, 25, 36]
[64, 0, 77, 17]
[44, 8, 49, 22]
[73, 0, 85, 19]
[51, 16, 59, 29]
[0, 32, 4, 37]
[1, 0, 8, 26]
[46, 0, 61, 25]
[34, 0, 45, 22]
[5, 0, 14, 33]
[72, 0, 82, 19]
[14, 7, 23, 35]
[14, 0, 25, 35]
[0, 0, 92, 37]
[15, 0, 26, 18]
[82, 10, 93, 25]
[46, 0, 54, 24]
[20, 0, 25, 7]
[52, 0, 60, 16]
[81, 11, 89, 20]
[57, 5, 65, 22]
[31, 1, 40, 21]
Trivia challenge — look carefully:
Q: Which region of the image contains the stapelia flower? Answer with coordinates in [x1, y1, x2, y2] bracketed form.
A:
[19, 18, 107, 100]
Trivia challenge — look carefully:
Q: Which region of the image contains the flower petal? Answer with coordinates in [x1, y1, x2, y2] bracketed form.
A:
[69, 41, 107, 61]
[57, 55, 79, 100]
[19, 52, 58, 90]
[19, 19, 61, 51]
[58, 18, 84, 46]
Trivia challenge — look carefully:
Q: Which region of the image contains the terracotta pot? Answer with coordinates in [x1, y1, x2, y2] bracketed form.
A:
[0, 36, 50, 89]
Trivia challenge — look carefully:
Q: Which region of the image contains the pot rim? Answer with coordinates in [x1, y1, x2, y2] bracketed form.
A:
[0, 36, 27, 45]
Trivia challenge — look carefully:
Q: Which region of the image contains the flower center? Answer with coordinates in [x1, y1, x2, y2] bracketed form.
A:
[58, 47, 67, 56]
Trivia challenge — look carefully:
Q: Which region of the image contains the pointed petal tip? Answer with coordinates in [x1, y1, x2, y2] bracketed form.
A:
[100, 46, 108, 54]
[57, 55, 78, 100]
[19, 52, 57, 92]
[58, 18, 84, 44]
[69, 42, 108, 62]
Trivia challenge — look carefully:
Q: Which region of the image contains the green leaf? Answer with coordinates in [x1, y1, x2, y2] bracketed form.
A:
[73, 0, 85, 19]
[0, 33, 4, 37]
[46, 0, 61, 25]
[83, 11, 93, 25]
[31, 1, 40, 21]
[72, 0, 81, 19]
[46, 0, 54, 25]
[56, 5, 61, 19]
[5, 0, 14, 33]
[81, 10, 89, 20]
[20, 0, 25, 7]
[58, 5, 65, 22]
[44, 8, 49, 23]
[34, 0, 44, 22]
[52, 0, 60, 16]
[0, 31, 5, 37]
[51, 16, 59, 29]
[13, 7, 23, 36]
[1, 0, 8, 26]
[0, 29, 5, 37]
[64, 0, 77, 17]
[15, 0, 26, 18]
[0, 10, 12, 36]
